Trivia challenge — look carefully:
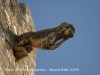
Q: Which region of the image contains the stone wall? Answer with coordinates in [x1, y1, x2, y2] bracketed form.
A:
[0, 0, 36, 75]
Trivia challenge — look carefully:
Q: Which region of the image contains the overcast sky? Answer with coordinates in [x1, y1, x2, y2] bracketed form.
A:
[19, 0, 100, 75]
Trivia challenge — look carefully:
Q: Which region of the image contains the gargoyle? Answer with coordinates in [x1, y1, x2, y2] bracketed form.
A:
[13, 22, 75, 61]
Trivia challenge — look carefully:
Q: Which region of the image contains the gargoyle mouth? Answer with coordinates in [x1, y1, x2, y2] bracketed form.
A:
[68, 29, 75, 38]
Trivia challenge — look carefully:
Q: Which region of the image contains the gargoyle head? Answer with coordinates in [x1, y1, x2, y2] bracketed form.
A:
[61, 22, 75, 38]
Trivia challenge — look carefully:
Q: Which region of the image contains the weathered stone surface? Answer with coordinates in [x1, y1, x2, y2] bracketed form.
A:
[0, 0, 36, 75]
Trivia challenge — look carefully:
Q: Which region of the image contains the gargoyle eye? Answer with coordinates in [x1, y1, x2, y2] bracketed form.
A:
[66, 26, 70, 29]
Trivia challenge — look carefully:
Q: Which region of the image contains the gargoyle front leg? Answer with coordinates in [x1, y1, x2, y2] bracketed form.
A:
[46, 38, 69, 50]
[13, 44, 33, 62]
[13, 47, 28, 62]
